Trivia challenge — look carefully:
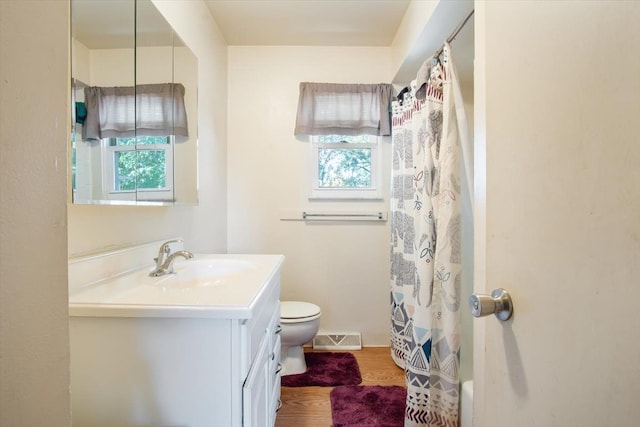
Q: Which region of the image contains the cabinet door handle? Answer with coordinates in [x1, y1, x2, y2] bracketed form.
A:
[275, 363, 283, 375]
[276, 399, 283, 412]
[275, 324, 282, 334]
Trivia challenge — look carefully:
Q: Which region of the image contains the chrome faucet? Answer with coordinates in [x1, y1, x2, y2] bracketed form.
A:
[154, 239, 181, 267]
[150, 240, 194, 277]
[150, 251, 194, 277]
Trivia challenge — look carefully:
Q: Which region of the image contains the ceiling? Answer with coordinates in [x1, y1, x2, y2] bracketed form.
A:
[73, 0, 179, 49]
[72, 0, 473, 83]
[203, 0, 411, 46]
[203, 0, 473, 85]
[73, 0, 410, 49]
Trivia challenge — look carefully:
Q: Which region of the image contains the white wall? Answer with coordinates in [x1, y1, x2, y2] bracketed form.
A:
[227, 46, 393, 345]
[0, 1, 71, 426]
[459, 79, 474, 383]
[68, 0, 228, 256]
[72, 39, 90, 84]
[390, 0, 438, 79]
[391, 0, 473, 84]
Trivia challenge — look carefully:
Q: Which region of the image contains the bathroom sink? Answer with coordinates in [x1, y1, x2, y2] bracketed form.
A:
[155, 258, 257, 288]
[68, 253, 285, 318]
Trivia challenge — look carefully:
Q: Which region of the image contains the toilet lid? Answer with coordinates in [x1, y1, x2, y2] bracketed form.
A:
[280, 301, 321, 322]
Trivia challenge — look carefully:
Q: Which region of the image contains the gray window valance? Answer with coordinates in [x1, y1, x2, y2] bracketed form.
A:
[82, 83, 188, 140]
[294, 82, 393, 137]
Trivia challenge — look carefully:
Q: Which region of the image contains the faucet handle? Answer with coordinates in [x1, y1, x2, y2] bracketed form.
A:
[160, 239, 183, 250]
[155, 239, 183, 266]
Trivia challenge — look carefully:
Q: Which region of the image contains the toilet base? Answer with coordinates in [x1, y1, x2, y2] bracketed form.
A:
[280, 345, 307, 376]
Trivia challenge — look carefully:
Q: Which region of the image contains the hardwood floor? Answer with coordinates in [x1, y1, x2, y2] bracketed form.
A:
[275, 347, 405, 427]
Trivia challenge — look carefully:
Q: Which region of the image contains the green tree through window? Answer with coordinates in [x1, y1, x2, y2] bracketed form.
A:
[110, 136, 169, 191]
[317, 148, 371, 188]
[316, 135, 372, 188]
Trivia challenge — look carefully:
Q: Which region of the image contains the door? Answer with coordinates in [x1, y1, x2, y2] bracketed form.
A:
[473, 2, 640, 426]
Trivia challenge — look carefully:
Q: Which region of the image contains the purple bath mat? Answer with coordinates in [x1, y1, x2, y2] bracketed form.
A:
[330, 385, 406, 427]
[281, 352, 362, 387]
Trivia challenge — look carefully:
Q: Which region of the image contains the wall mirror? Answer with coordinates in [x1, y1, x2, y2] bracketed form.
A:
[71, 0, 198, 205]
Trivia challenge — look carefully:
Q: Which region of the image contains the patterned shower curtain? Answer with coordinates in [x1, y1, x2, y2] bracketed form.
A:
[390, 43, 464, 427]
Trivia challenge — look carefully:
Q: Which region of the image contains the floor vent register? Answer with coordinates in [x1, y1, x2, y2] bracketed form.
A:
[312, 332, 362, 350]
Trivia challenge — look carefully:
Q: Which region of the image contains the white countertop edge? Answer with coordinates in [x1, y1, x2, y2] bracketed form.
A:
[242, 254, 284, 309]
[68, 303, 253, 319]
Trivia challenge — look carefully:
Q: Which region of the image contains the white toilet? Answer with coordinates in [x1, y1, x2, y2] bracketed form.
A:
[279, 301, 321, 376]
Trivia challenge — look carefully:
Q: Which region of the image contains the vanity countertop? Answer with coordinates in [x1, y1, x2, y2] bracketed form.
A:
[69, 253, 284, 319]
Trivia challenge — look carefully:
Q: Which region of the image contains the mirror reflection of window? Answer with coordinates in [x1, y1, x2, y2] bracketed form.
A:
[70, 0, 198, 206]
[105, 136, 174, 202]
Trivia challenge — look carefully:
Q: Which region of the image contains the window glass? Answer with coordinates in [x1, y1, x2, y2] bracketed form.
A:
[310, 134, 380, 199]
[109, 136, 169, 146]
[134, 150, 167, 189]
[317, 148, 371, 188]
[110, 137, 169, 191]
[114, 151, 137, 190]
[316, 135, 371, 144]
[104, 136, 173, 201]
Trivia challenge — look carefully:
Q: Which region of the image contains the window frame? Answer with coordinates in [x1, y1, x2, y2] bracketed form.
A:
[309, 134, 382, 200]
[102, 136, 174, 201]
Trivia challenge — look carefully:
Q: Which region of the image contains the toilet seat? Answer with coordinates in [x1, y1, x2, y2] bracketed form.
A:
[280, 301, 321, 324]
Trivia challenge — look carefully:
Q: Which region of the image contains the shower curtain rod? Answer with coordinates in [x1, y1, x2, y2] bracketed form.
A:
[434, 9, 475, 58]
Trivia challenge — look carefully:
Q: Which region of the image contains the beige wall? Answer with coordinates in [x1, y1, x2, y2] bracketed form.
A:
[227, 46, 393, 345]
[68, 0, 228, 256]
[0, 1, 71, 426]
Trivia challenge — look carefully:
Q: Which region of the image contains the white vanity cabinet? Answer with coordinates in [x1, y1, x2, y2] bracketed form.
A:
[69, 253, 284, 427]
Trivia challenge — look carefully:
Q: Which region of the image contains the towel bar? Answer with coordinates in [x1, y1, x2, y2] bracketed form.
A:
[302, 212, 384, 220]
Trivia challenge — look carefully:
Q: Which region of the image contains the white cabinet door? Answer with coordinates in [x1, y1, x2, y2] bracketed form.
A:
[269, 335, 282, 426]
[267, 303, 282, 426]
[243, 334, 270, 427]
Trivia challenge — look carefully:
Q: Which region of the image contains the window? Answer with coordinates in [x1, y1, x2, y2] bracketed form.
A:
[103, 136, 174, 201]
[310, 134, 381, 199]
[294, 82, 392, 201]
